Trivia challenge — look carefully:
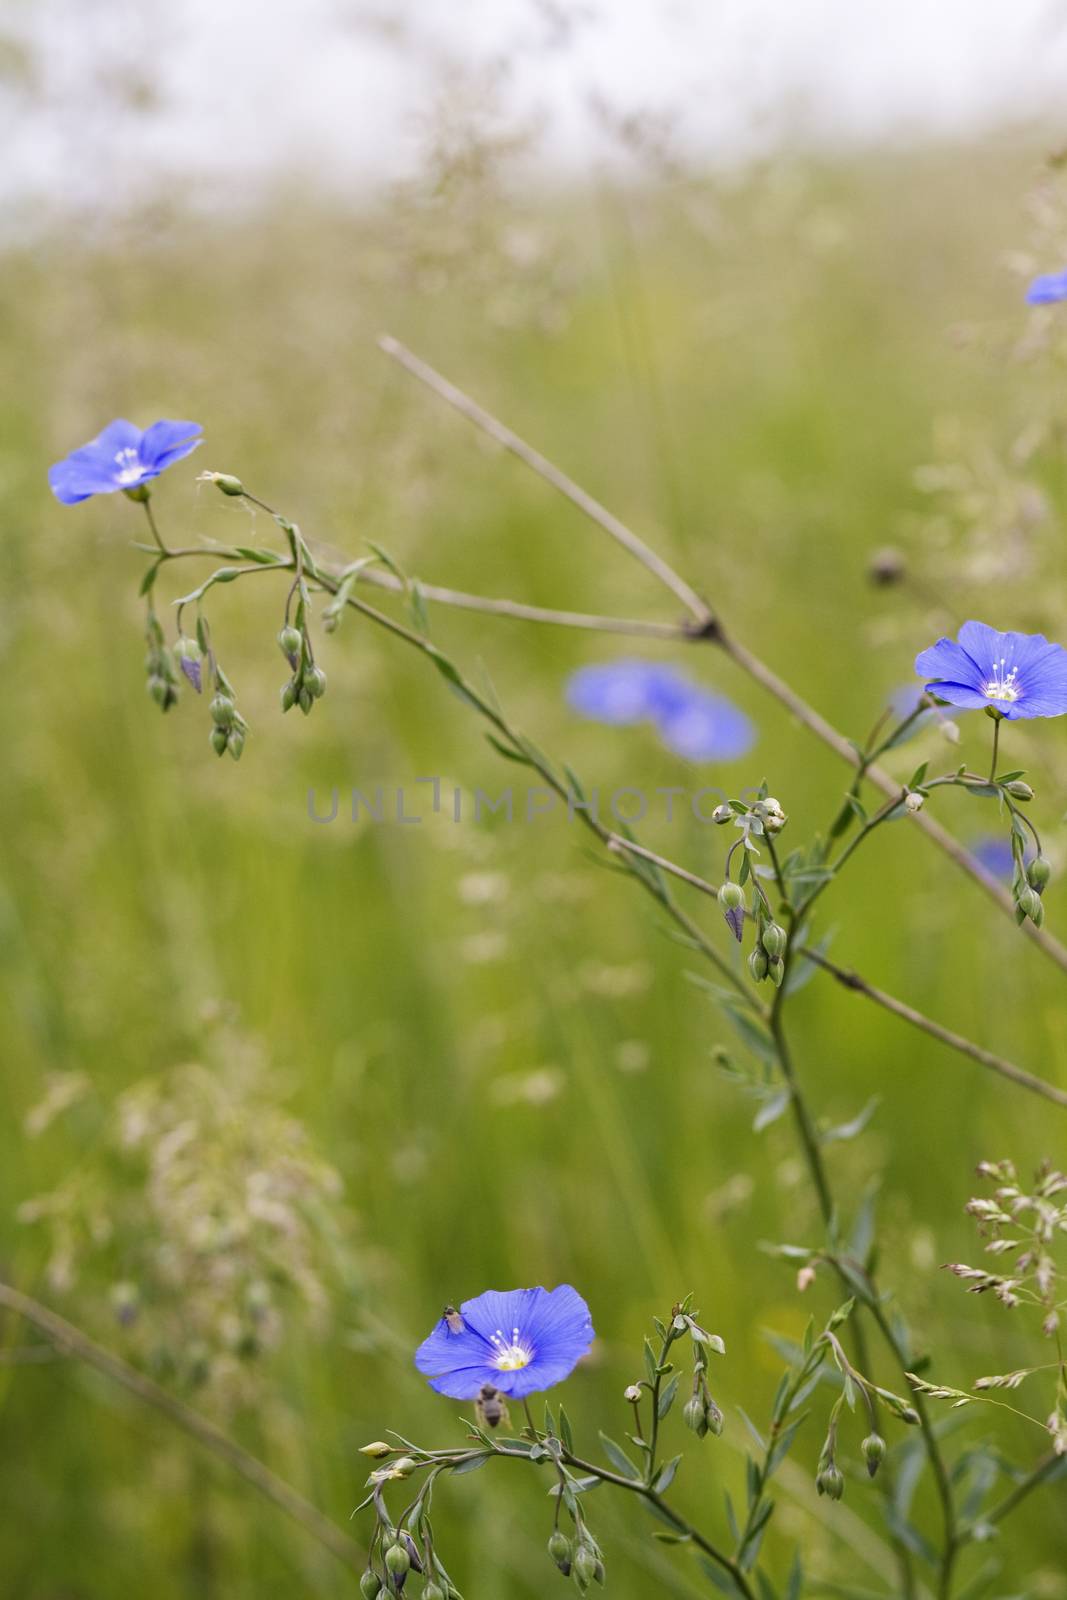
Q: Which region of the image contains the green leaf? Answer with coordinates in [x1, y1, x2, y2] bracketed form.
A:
[654, 1455, 682, 1494]
[558, 1406, 573, 1453]
[598, 1432, 642, 1480]
[753, 1089, 790, 1133]
[822, 1097, 880, 1144]
[657, 1373, 680, 1421]
[451, 1454, 490, 1476]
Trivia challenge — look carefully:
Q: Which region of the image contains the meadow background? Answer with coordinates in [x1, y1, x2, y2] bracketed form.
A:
[2, 30, 1067, 1595]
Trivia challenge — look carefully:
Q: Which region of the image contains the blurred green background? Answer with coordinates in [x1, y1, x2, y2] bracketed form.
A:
[3, 135, 1067, 1597]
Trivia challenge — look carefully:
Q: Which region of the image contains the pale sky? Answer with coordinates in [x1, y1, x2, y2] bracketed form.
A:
[6, 0, 1067, 214]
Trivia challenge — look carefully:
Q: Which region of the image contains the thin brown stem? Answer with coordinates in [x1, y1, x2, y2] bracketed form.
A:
[603, 833, 1066, 1111]
[0, 1281, 364, 1573]
[376, 333, 1067, 976]
[377, 334, 713, 625]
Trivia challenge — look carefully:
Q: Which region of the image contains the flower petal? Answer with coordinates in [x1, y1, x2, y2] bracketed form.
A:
[1027, 271, 1067, 306]
[914, 637, 985, 689]
[140, 419, 203, 468]
[655, 693, 755, 762]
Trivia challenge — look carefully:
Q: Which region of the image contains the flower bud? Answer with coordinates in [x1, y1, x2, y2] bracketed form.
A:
[306, 665, 327, 699]
[623, 1384, 642, 1403]
[278, 625, 302, 666]
[683, 1395, 708, 1437]
[748, 947, 769, 982]
[904, 791, 924, 814]
[109, 1280, 140, 1326]
[1027, 855, 1051, 892]
[718, 882, 745, 911]
[768, 957, 785, 988]
[574, 1547, 598, 1586]
[899, 1407, 921, 1427]
[210, 694, 235, 729]
[1005, 780, 1034, 802]
[384, 1542, 410, 1579]
[705, 1397, 724, 1436]
[761, 922, 786, 958]
[711, 803, 733, 825]
[422, 1585, 445, 1600]
[176, 638, 203, 693]
[359, 1571, 382, 1599]
[389, 1457, 417, 1478]
[816, 1463, 844, 1500]
[547, 1531, 572, 1575]
[1016, 885, 1043, 924]
[210, 726, 228, 757]
[299, 687, 314, 715]
[359, 1441, 393, 1458]
[281, 679, 298, 712]
[861, 1432, 886, 1477]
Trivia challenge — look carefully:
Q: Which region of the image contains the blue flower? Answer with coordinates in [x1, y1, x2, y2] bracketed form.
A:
[566, 660, 755, 761]
[414, 1285, 595, 1400]
[1026, 270, 1067, 306]
[970, 836, 1017, 881]
[49, 418, 203, 504]
[915, 621, 1067, 721]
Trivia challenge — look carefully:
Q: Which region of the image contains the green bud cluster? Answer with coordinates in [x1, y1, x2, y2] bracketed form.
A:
[1010, 837, 1051, 928]
[279, 622, 327, 717]
[207, 684, 249, 761]
[571, 1531, 605, 1591]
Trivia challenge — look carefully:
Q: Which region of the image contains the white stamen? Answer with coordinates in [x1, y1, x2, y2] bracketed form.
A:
[982, 658, 1021, 703]
[489, 1325, 533, 1371]
[113, 446, 144, 486]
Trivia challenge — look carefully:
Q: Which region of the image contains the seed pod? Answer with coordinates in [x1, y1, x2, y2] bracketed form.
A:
[861, 1432, 886, 1477]
[761, 922, 786, 958]
[278, 625, 302, 667]
[359, 1572, 382, 1599]
[573, 1547, 597, 1586]
[768, 957, 786, 988]
[384, 1542, 410, 1579]
[748, 947, 769, 982]
[299, 687, 314, 715]
[1027, 855, 1051, 892]
[683, 1394, 708, 1437]
[210, 693, 235, 729]
[547, 1530, 572, 1575]
[209, 472, 245, 497]
[306, 665, 327, 699]
[1005, 780, 1034, 802]
[210, 726, 228, 757]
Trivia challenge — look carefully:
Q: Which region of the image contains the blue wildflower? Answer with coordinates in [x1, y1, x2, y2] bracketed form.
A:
[1026, 269, 1067, 306]
[49, 418, 202, 504]
[970, 836, 1017, 881]
[566, 660, 755, 761]
[915, 621, 1067, 721]
[414, 1285, 594, 1400]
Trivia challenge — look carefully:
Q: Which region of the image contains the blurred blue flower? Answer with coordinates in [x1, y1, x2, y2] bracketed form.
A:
[915, 621, 1067, 721]
[415, 1285, 594, 1400]
[969, 836, 1017, 881]
[1026, 269, 1067, 306]
[566, 660, 755, 761]
[49, 418, 202, 504]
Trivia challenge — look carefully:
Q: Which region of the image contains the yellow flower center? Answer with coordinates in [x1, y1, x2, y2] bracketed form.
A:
[982, 660, 1020, 703]
[490, 1327, 532, 1371]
